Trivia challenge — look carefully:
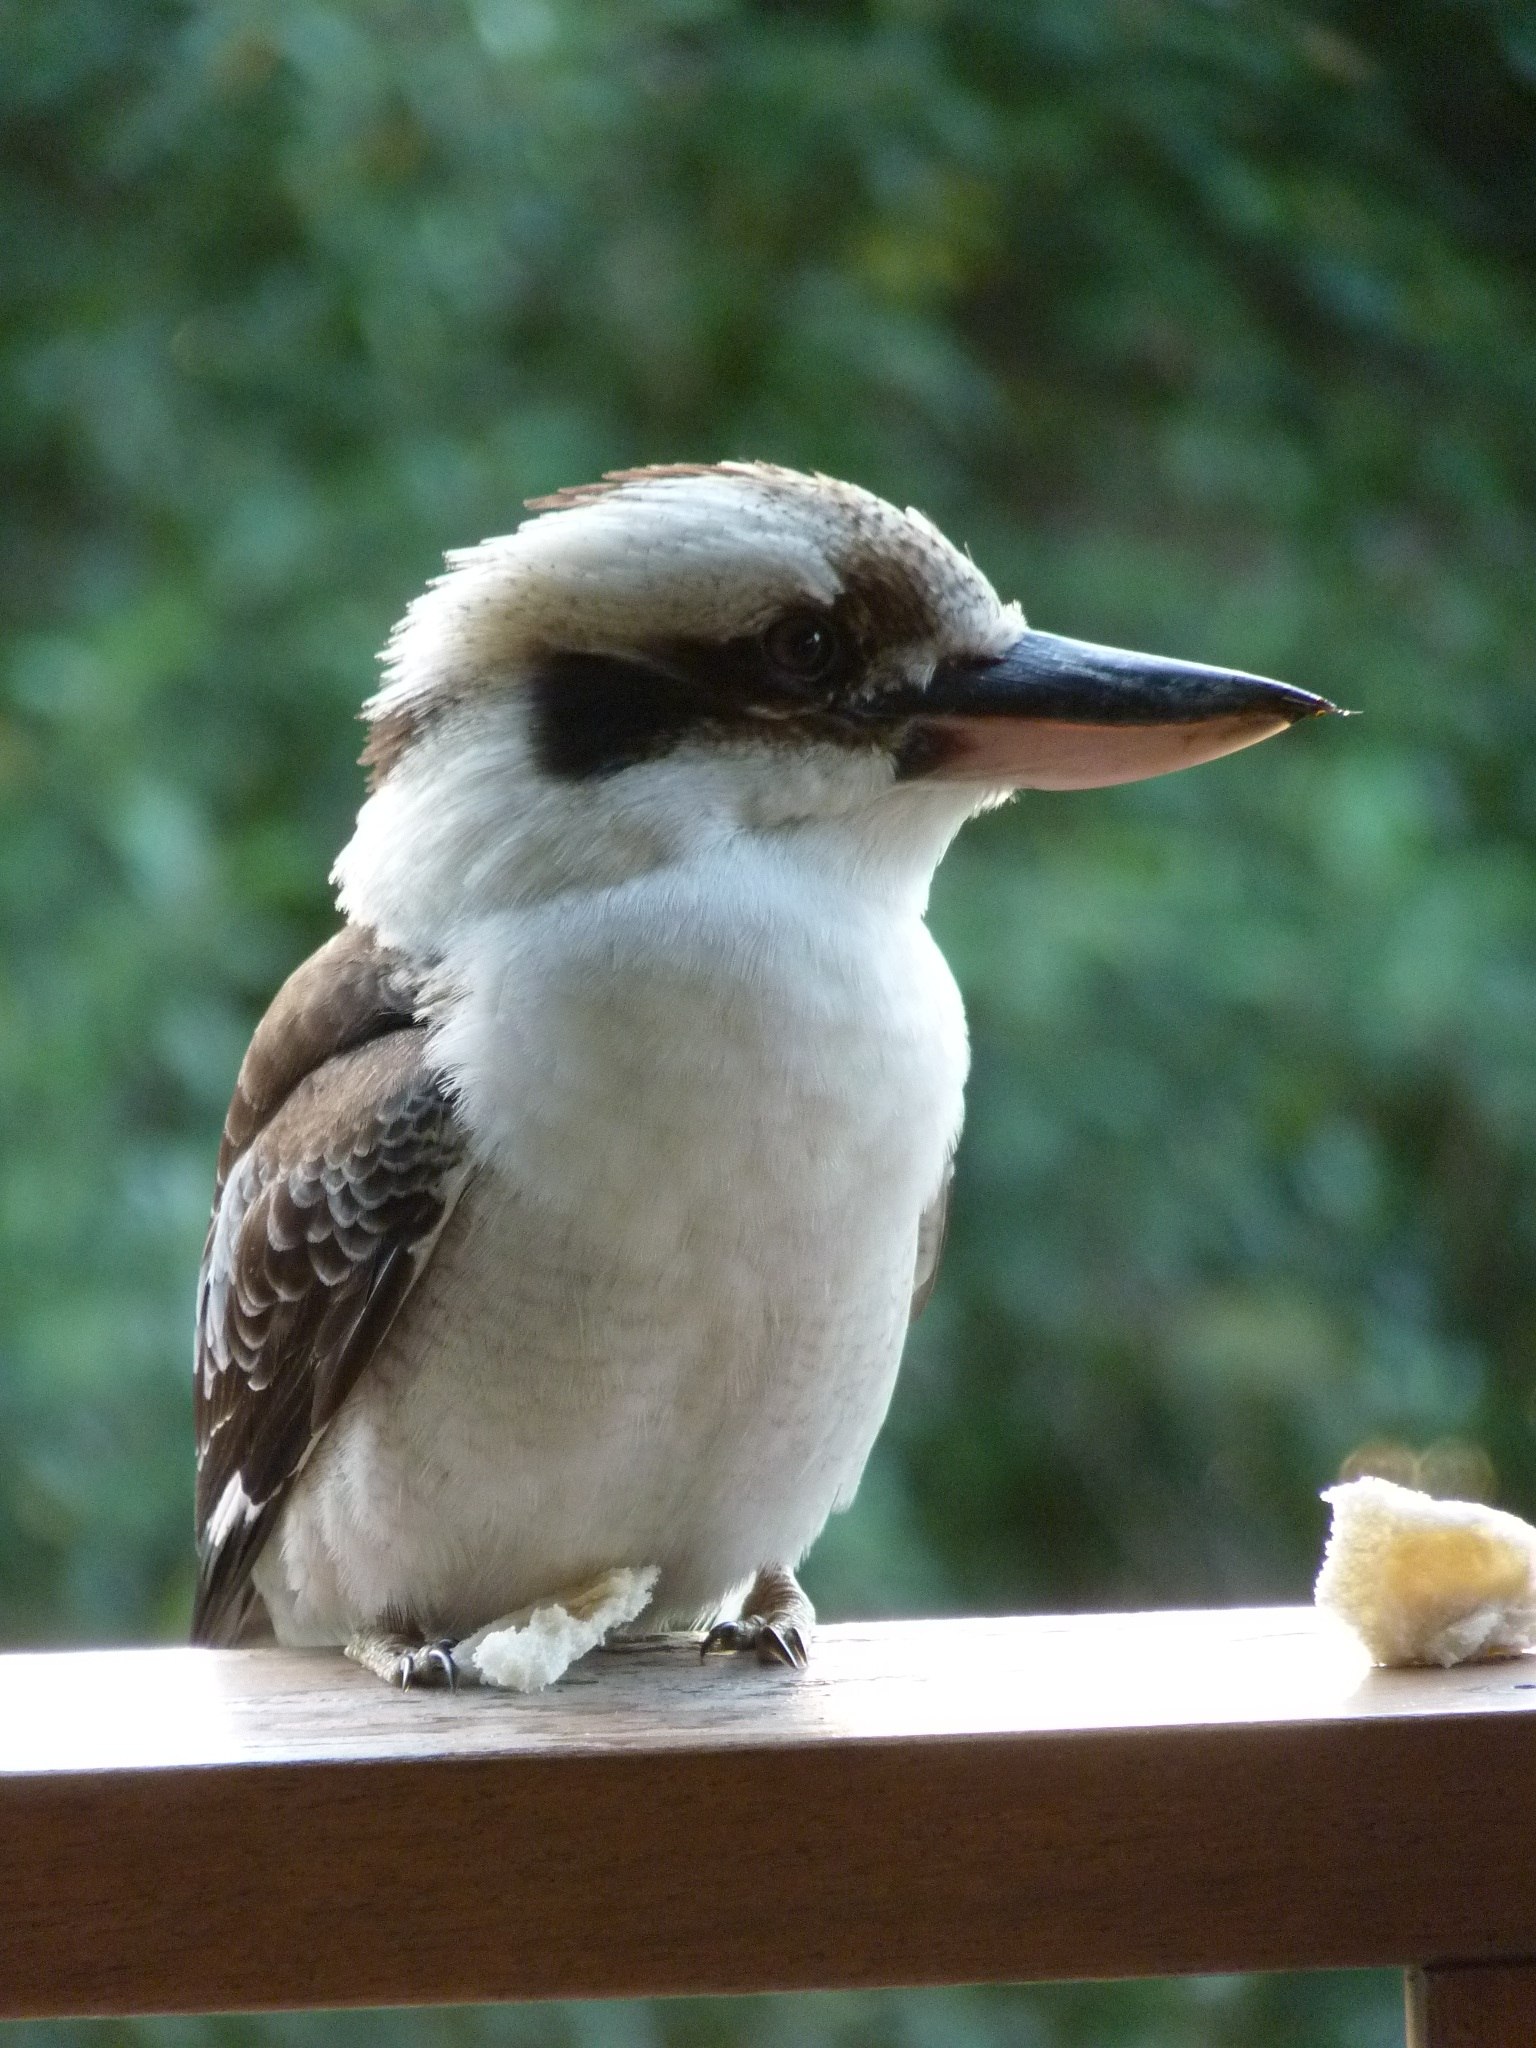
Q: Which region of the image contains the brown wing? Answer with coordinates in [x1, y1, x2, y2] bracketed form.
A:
[192, 929, 469, 1646]
[909, 1162, 954, 1323]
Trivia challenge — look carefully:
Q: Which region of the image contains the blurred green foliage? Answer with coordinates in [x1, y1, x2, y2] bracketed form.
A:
[3, 1, 1534, 2042]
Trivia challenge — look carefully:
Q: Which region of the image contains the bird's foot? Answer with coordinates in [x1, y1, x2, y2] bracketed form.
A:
[702, 1564, 814, 1671]
[345, 1629, 461, 1691]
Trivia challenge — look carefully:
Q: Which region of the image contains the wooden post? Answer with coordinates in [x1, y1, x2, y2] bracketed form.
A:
[1407, 1963, 1536, 2047]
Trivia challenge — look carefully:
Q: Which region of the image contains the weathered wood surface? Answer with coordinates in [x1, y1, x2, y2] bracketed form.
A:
[2, 1608, 1534, 2020]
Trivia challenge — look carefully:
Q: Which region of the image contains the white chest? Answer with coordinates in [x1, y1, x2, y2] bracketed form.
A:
[440, 851, 968, 1256]
[268, 846, 969, 1639]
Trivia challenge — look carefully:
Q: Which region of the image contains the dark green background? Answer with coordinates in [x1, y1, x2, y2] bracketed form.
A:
[4, 2, 1534, 2042]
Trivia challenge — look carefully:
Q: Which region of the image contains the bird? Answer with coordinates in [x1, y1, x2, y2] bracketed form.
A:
[192, 462, 1336, 1687]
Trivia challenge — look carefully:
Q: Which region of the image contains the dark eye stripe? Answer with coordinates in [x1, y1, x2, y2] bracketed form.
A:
[527, 651, 712, 780]
[523, 562, 948, 784]
[528, 638, 890, 782]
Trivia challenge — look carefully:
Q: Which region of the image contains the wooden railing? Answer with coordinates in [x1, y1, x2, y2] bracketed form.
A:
[3, 1608, 1533, 2044]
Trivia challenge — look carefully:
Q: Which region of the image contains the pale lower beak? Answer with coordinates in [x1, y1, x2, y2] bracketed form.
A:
[910, 630, 1341, 790]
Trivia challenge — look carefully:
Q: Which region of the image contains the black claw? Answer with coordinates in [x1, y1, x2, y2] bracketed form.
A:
[700, 1621, 738, 1661]
[756, 1623, 809, 1671]
[756, 1624, 793, 1667]
[700, 1615, 808, 1671]
[395, 1639, 458, 1692]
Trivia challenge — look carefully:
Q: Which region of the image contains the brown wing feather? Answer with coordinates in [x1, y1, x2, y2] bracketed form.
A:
[192, 930, 467, 1646]
[213, 925, 423, 1198]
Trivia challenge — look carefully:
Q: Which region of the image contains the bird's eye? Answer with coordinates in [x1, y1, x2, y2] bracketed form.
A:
[763, 611, 841, 685]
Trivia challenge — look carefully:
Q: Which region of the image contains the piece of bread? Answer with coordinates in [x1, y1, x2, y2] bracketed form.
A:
[1315, 1475, 1536, 1667]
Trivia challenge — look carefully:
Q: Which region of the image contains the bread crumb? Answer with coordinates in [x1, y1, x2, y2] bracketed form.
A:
[454, 1565, 659, 1691]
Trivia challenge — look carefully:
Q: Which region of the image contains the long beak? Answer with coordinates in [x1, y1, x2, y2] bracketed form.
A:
[915, 630, 1341, 790]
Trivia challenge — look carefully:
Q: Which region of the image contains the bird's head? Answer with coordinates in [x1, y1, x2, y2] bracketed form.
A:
[334, 463, 1336, 946]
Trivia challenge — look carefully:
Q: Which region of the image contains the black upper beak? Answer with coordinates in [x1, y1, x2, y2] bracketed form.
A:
[909, 629, 1341, 790]
[931, 629, 1337, 726]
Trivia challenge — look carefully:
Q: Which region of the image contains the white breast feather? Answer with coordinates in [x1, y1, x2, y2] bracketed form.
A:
[261, 828, 968, 1643]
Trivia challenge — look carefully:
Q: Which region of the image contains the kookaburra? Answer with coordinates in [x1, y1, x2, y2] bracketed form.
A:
[193, 463, 1335, 1686]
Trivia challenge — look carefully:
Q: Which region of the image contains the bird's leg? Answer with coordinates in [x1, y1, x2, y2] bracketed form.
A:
[345, 1628, 461, 1691]
[702, 1563, 814, 1670]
